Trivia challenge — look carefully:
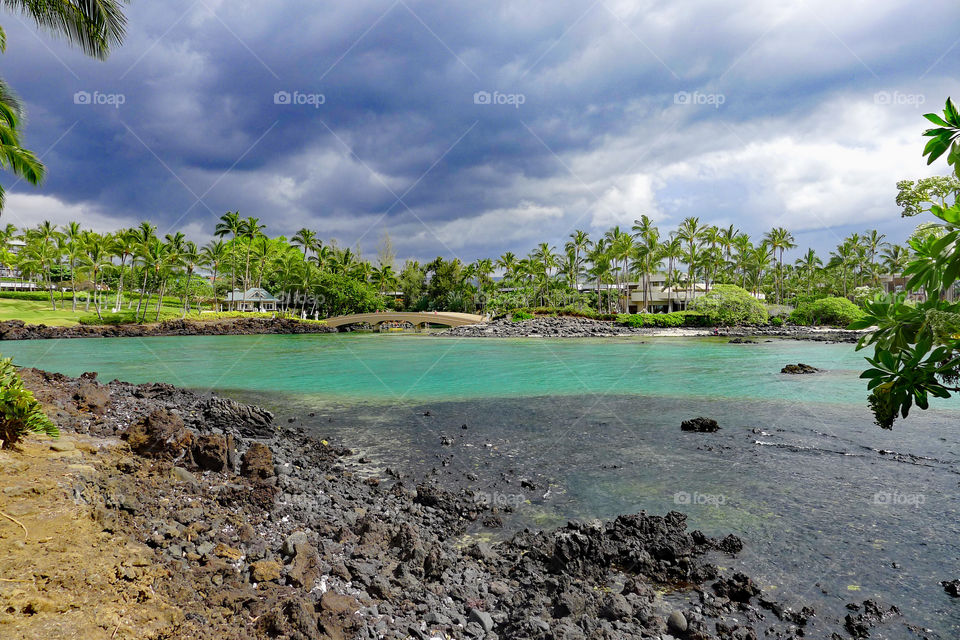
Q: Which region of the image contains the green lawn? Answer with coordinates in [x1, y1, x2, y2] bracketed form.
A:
[0, 298, 85, 326]
[0, 298, 186, 326]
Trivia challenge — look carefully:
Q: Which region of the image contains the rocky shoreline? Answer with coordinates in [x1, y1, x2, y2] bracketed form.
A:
[438, 316, 866, 343]
[2, 368, 911, 639]
[0, 317, 337, 340]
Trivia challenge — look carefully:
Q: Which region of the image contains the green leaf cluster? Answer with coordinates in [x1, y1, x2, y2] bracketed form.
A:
[0, 356, 58, 448]
[790, 296, 864, 326]
[688, 285, 768, 325]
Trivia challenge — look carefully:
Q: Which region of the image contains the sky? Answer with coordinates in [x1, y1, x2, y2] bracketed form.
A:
[1, 0, 957, 265]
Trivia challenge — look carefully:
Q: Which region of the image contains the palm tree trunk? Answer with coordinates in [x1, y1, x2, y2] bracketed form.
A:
[46, 268, 57, 310]
[136, 270, 148, 317]
[155, 279, 167, 322]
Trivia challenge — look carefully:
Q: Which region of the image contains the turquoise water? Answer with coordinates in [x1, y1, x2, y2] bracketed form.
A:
[4, 333, 959, 637]
[0, 333, 942, 408]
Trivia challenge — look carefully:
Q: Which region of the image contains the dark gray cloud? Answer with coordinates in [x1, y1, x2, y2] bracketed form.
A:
[2, 0, 958, 262]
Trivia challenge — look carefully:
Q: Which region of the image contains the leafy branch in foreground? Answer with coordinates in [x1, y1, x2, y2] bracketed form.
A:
[0, 356, 58, 448]
[855, 98, 960, 428]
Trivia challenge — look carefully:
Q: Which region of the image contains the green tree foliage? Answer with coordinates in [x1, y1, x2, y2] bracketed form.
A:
[0, 357, 58, 448]
[790, 296, 865, 326]
[688, 284, 767, 325]
[854, 98, 960, 428]
[615, 311, 709, 327]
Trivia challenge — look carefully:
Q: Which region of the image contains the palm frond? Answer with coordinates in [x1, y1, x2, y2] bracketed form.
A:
[2, 0, 128, 60]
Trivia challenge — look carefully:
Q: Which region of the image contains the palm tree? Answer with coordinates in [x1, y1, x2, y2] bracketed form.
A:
[496, 252, 518, 282]
[661, 235, 683, 312]
[631, 215, 660, 312]
[565, 230, 591, 287]
[201, 239, 228, 308]
[731, 234, 753, 288]
[240, 217, 266, 289]
[178, 241, 201, 316]
[292, 228, 318, 260]
[0, 0, 127, 214]
[863, 229, 887, 285]
[214, 211, 242, 306]
[880, 244, 911, 293]
[829, 240, 857, 298]
[30, 220, 60, 309]
[763, 227, 796, 304]
[131, 222, 156, 317]
[110, 228, 135, 312]
[604, 226, 633, 312]
[80, 231, 111, 320]
[371, 264, 398, 295]
[676, 217, 706, 304]
[795, 248, 822, 295]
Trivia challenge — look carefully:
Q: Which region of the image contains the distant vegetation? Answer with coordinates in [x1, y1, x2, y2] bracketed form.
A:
[790, 297, 864, 326]
[689, 285, 768, 326]
[0, 208, 920, 328]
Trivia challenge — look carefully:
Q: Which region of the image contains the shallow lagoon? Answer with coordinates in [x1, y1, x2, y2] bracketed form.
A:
[5, 333, 959, 636]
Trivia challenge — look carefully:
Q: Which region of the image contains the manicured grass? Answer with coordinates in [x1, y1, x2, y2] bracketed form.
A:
[0, 298, 84, 326]
[0, 298, 186, 326]
[0, 299, 328, 327]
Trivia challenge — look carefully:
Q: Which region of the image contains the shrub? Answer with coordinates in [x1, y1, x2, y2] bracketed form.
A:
[0, 291, 51, 301]
[770, 316, 784, 327]
[511, 310, 534, 322]
[689, 285, 768, 326]
[615, 311, 710, 328]
[790, 297, 865, 326]
[0, 358, 58, 449]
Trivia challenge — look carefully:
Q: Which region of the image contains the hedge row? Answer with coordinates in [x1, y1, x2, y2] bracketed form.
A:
[615, 311, 711, 328]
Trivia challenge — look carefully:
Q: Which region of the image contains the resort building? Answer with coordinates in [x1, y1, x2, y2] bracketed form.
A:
[1, 239, 25, 280]
[578, 274, 764, 313]
[221, 288, 280, 312]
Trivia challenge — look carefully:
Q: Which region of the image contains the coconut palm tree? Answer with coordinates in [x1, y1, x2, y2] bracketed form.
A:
[565, 230, 591, 286]
[28, 220, 60, 309]
[676, 217, 706, 304]
[79, 231, 111, 320]
[496, 251, 517, 283]
[0, 0, 127, 214]
[178, 240, 201, 316]
[214, 211, 242, 306]
[763, 227, 796, 304]
[292, 228, 318, 260]
[201, 239, 227, 308]
[109, 228, 134, 312]
[795, 248, 823, 295]
[131, 222, 156, 317]
[239, 217, 265, 289]
[880, 244, 911, 293]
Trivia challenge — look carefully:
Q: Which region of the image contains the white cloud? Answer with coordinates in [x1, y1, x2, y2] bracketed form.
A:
[3, 193, 137, 233]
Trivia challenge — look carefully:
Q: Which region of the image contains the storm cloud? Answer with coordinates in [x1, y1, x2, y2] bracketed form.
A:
[2, 0, 957, 261]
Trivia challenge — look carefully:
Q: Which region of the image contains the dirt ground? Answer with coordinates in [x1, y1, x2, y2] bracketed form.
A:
[0, 435, 184, 640]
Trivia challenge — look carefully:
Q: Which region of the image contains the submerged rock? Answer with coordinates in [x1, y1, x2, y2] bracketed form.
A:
[681, 417, 720, 433]
[781, 363, 820, 374]
[941, 579, 960, 597]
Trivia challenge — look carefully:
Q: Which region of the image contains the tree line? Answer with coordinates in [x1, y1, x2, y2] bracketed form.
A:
[0, 211, 920, 322]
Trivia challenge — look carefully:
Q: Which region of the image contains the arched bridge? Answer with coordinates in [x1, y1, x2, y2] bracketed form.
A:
[325, 311, 486, 329]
